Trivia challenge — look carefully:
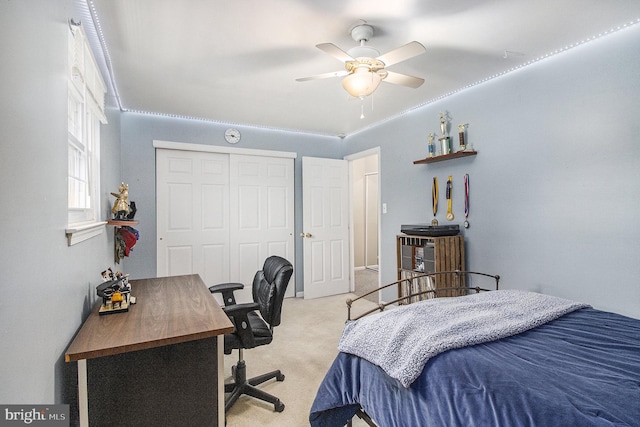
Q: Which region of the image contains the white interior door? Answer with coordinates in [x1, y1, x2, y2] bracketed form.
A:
[156, 149, 230, 285]
[302, 157, 350, 299]
[230, 154, 295, 302]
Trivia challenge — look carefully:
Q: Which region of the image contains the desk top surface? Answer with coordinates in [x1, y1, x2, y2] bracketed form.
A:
[65, 274, 234, 362]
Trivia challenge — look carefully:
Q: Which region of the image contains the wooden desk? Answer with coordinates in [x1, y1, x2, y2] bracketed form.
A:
[66, 274, 234, 426]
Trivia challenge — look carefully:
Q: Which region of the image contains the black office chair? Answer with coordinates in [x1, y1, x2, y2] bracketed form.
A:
[209, 255, 293, 413]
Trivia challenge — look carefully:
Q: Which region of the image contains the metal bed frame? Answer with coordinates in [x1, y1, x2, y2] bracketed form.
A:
[344, 270, 500, 427]
[347, 270, 500, 321]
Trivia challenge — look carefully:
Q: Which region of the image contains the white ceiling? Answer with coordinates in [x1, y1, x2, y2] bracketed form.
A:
[88, 0, 640, 137]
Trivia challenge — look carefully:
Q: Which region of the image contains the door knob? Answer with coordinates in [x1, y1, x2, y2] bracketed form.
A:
[299, 232, 312, 238]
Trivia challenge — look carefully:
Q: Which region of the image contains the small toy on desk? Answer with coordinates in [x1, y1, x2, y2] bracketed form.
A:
[97, 269, 133, 315]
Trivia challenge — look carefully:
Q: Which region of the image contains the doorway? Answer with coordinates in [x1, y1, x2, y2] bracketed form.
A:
[347, 149, 381, 303]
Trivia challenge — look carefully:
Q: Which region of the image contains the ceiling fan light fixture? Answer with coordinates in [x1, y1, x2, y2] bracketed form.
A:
[342, 67, 382, 97]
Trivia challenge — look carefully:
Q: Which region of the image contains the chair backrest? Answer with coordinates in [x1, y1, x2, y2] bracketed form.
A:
[252, 256, 293, 328]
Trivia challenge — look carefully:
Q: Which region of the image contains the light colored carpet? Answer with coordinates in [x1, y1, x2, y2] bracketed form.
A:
[354, 268, 380, 303]
[224, 293, 378, 427]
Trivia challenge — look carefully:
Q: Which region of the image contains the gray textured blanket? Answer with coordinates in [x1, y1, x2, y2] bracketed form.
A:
[338, 289, 590, 388]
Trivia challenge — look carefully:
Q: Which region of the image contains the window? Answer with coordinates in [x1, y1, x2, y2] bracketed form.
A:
[65, 23, 108, 245]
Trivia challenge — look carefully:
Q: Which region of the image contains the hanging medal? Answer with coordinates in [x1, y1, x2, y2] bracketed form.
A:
[431, 177, 439, 225]
[463, 174, 470, 228]
[446, 176, 454, 221]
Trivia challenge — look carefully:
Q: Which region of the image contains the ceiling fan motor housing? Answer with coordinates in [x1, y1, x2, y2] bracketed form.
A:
[348, 45, 381, 60]
[348, 24, 381, 60]
[345, 57, 385, 73]
[347, 24, 383, 71]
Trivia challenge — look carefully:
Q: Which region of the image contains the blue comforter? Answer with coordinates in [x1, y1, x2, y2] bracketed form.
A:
[309, 308, 640, 427]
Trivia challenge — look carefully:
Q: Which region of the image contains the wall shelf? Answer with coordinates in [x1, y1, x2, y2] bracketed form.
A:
[414, 150, 477, 164]
[107, 220, 138, 227]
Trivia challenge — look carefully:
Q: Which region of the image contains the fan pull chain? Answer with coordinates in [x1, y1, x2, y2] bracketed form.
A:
[359, 93, 375, 119]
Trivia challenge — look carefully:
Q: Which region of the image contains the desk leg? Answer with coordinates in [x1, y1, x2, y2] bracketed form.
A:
[77, 359, 88, 427]
[217, 335, 225, 426]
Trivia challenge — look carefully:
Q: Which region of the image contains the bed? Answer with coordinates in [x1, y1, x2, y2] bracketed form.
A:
[309, 271, 640, 427]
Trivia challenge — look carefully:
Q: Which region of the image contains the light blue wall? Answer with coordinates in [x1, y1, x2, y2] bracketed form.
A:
[119, 114, 345, 293]
[0, 0, 123, 407]
[344, 24, 640, 318]
[1, 0, 638, 411]
[120, 23, 640, 317]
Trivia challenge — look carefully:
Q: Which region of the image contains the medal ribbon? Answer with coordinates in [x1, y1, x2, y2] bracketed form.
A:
[464, 174, 469, 219]
[446, 176, 454, 220]
[432, 177, 438, 217]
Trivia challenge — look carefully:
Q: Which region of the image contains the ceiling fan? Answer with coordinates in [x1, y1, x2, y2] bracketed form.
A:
[296, 24, 426, 98]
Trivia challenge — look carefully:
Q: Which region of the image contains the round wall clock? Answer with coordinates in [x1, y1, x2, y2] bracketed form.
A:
[224, 128, 241, 144]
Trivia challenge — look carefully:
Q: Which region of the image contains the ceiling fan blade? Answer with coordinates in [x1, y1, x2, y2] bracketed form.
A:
[377, 41, 426, 67]
[316, 43, 354, 63]
[296, 70, 349, 82]
[383, 70, 425, 88]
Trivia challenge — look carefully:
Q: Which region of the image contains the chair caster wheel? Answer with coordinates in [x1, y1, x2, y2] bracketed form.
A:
[274, 400, 285, 412]
[276, 373, 285, 382]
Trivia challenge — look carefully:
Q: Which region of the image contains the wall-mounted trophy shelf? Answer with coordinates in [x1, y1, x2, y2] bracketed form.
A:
[414, 151, 477, 164]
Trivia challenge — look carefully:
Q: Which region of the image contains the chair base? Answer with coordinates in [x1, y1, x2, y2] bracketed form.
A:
[225, 359, 285, 413]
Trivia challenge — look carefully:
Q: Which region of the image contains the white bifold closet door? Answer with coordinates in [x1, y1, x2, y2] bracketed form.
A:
[156, 149, 294, 302]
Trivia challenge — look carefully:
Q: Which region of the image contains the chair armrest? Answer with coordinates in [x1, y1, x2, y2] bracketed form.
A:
[209, 282, 244, 306]
[222, 302, 260, 317]
[222, 302, 260, 348]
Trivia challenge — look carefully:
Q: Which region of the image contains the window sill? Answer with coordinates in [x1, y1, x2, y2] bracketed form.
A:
[65, 221, 107, 246]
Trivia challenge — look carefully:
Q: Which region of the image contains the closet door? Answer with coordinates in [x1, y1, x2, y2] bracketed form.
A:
[157, 148, 295, 302]
[230, 154, 295, 302]
[156, 149, 230, 285]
